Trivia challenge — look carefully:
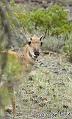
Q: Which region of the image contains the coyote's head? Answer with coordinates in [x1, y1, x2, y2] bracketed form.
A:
[26, 35, 43, 61]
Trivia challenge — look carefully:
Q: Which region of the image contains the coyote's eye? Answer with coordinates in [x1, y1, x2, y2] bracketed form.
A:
[28, 41, 31, 45]
[41, 42, 43, 46]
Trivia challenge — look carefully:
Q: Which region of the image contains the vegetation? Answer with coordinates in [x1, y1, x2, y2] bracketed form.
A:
[0, 1, 22, 117]
[1, 54, 22, 79]
[0, 0, 72, 118]
[13, 3, 72, 60]
[64, 33, 72, 61]
[13, 4, 71, 37]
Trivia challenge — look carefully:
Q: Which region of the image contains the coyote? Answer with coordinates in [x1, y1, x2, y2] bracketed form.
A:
[0, 35, 43, 118]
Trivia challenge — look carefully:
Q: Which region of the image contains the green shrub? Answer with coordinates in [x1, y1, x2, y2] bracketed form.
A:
[14, 4, 70, 38]
[0, 53, 22, 81]
[0, 87, 10, 109]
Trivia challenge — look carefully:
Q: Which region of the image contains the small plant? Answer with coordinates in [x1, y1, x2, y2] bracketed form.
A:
[4, 54, 22, 80]
[0, 53, 22, 82]
[64, 33, 72, 62]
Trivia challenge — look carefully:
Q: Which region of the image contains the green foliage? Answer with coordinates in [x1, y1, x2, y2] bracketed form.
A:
[15, 12, 30, 28]
[30, 9, 46, 28]
[0, 87, 10, 108]
[3, 54, 22, 80]
[64, 33, 72, 61]
[14, 4, 70, 37]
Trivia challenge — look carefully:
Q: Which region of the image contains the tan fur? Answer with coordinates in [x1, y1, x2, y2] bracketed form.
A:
[0, 35, 42, 118]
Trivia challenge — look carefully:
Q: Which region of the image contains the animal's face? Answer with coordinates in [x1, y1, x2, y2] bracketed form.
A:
[27, 35, 43, 60]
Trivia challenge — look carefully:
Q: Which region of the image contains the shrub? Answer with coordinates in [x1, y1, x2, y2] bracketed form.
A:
[14, 4, 70, 38]
[42, 36, 65, 52]
[0, 54, 22, 80]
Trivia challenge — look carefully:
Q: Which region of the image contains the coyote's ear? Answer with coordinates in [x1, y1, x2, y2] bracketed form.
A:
[40, 36, 43, 41]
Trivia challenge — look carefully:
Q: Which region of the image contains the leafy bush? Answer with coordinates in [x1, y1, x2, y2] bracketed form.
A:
[14, 4, 70, 38]
[10, 3, 72, 56]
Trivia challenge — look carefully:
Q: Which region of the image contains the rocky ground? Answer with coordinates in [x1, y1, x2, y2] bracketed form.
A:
[4, 52, 72, 119]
